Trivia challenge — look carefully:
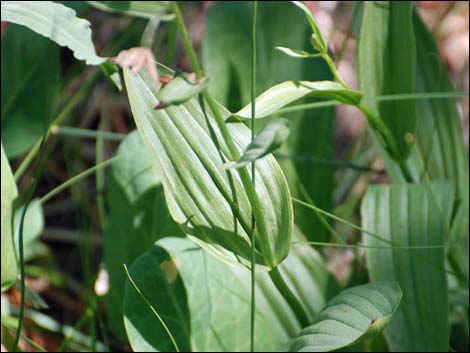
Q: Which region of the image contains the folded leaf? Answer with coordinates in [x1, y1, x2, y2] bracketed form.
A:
[235, 81, 362, 119]
[225, 119, 291, 169]
[124, 67, 293, 270]
[87, 1, 174, 20]
[155, 76, 209, 109]
[358, 1, 417, 161]
[284, 282, 402, 352]
[1, 143, 18, 291]
[362, 181, 452, 351]
[1, 1, 104, 65]
[291, 1, 327, 53]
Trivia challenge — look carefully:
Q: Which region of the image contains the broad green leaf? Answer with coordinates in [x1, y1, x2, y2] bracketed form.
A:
[358, 1, 417, 161]
[104, 131, 181, 339]
[1, 1, 104, 65]
[1, 25, 60, 157]
[275, 46, 318, 59]
[382, 11, 469, 263]
[87, 1, 174, 20]
[14, 199, 45, 262]
[291, 1, 327, 53]
[284, 282, 402, 352]
[155, 77, 209, 109]
[235, 80, 362, 120]
[124, 231, 340, 352]
[202, 1, 336, 243]
[1, 143, 18, 292]
[361, 181, 452, 351]
[225, 119, 291, 169]
[124, 66, 293, 270]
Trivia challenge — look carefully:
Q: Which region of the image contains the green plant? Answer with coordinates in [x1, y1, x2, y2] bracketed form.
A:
[1, 1, 468, 352]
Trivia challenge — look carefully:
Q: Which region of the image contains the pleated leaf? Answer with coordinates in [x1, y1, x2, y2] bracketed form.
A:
[235, 80, 362, 119]
[1, 1, 104, 65]
[381, 11, 469, 272]
[361, 181, 452, 351]
[358, 1, 417, 161]
[284, 282, 402, 352]
[155, 77, 209, 109]
[124, 231, 340, 352]
[225, 119, 291, 169]
[1, 143, 18, 292]
[87, 1, 174, 20]
[202, 1, 336, 243]
[124, 67, 293, 270]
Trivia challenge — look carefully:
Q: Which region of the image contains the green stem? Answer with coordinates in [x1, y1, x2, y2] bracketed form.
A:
[250, 2, 257, 352]
[12, 137, 48, 352]
[53, 126, 126, 141]
[292, 197, 392, 245]
[14, 69, 99, 182]
[322, 54, 348, 89]
[170, 2, 202, 79]
[269, 267, 309, 328]
[40, 156, 120, 205]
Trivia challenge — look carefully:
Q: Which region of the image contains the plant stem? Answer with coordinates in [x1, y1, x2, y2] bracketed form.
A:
[322, 54, 348, 89]
[170, 2, 202, 78]
[40, 156, 121, 205]
[269, 267, 309, 328]
[250, 2, 257, 352]
[12, 137, 48, 352]
[52, 126, 126, 141]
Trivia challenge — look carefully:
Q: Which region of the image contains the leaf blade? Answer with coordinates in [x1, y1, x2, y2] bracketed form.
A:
[284, 282, 402, 352]
[361, 181, 452, 351]
[1, 1, 104, 65]
[1, 143, 18, 291]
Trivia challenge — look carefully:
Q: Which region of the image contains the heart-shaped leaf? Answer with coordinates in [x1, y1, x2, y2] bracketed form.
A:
[284, 282, 402, 352]
[124, 231, 340, 351]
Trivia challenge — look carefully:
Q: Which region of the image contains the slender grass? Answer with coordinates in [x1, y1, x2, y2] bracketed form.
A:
[52, 126, 126, 141]
[40, 156, 121, 205]
[292, 197, 392, 245]
[124, 264, 180, 352]
[250, 2, 257, 351]
[12, 137, 48, 352]
[293, 241, 445, 250]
